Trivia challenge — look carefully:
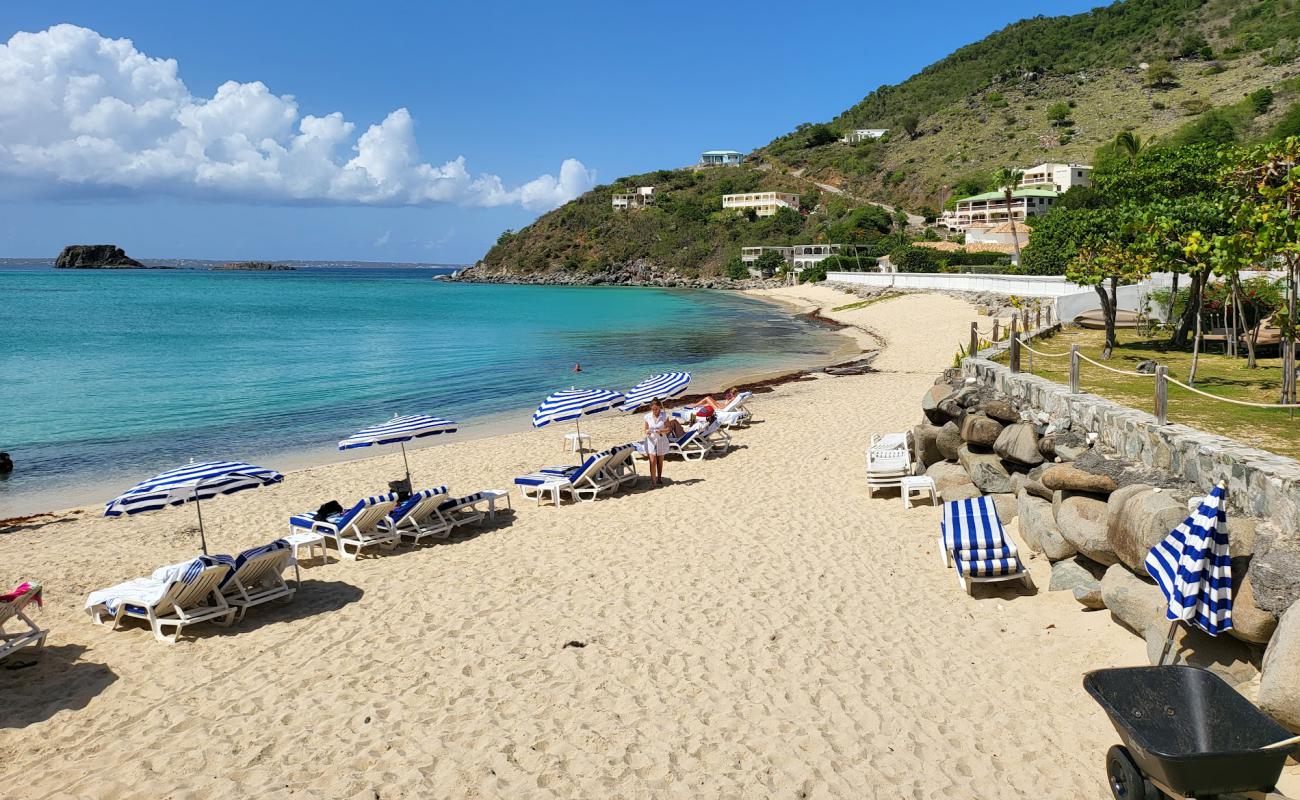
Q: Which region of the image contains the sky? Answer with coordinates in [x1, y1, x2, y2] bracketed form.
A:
[0, 1, 1100, 264]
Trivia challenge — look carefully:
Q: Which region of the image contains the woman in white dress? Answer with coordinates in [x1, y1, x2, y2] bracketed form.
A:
[643, 398, 673, 486]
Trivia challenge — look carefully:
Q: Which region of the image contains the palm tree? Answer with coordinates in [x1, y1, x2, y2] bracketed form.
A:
[991, 167, 1025, 265]
[1115, 130, 1147, 161]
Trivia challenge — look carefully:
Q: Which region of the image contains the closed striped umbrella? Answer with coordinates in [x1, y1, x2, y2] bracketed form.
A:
[621, 372, 691, 412]
[1145, 483, 1233, 661]
[340, 414, 458, 485]
[532, 388, 624, 455]
[104, 461, 284, 554]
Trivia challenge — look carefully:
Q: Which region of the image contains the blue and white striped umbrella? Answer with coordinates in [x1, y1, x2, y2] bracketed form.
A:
[104, 461, 284, 554]
[339, 414, 457, 450]
[531, 389, 624, 428]
[1145, 483, 1233, 642]
[339, 413, 458, 485]
[621, 372, 691, 412]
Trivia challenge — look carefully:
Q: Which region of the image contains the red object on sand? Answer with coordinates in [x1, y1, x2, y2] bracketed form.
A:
[1, 581, 42, 608]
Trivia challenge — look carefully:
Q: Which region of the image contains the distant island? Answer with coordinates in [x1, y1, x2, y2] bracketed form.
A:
[213, 261, 295, 271]
[54, 244, 145, 269]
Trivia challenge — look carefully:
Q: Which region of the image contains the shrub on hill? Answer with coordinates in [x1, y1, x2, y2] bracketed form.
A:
[890, 246, 939, 273]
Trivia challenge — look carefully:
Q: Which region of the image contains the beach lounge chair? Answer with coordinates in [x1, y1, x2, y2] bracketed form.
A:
[382, 486, 452, 544]
[428, 491, 492, 531]
[87, 557, 235, 644]
[601, 443, 639, 489]
[218, 540, 295, 620]
[634, 425, 716, 461]
[865, 431, 914, 497]
[938, 496, 1031, 594]
[715, 391, 754, 428]
[288, 492, 400, 561]
[516, 448, 618, 504]
[0, 582, 48, 661]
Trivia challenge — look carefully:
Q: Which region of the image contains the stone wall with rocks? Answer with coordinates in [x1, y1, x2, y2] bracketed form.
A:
[916, 371, 1300, 730]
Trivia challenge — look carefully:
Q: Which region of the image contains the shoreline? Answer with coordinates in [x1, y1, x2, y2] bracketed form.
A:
[0, 289, 867, 523]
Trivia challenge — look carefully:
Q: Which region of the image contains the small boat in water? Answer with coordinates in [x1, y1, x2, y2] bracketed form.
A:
[1073, 308, 1139, 329]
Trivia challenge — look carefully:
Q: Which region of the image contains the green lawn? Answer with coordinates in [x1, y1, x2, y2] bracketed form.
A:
[1001, 327, 1300, 459]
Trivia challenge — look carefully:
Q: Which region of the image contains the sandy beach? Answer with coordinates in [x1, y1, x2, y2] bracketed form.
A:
[3, 288, 1168, 798]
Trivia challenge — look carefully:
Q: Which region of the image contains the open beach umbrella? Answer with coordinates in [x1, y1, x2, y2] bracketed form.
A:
[339, 413, 457, 485]
[532, 388, 624, 455]
[104, 460, 284, 555]
[1144, 482, 1233, 662]
[621, 371, 692, 412]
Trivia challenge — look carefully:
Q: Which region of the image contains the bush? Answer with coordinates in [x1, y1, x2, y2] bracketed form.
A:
[1047, 102, 1072, 125]
[889, 246, 939, 273]
[724, 257, 750, 280]
[1249, 86, 1275, 115]
[752, 250, 788, 277]
[800, 263, 828, 283]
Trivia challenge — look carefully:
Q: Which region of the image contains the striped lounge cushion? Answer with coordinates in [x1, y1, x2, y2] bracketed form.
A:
[942, 496, 1007, 552]
[439, 492, 484, 511]
[956, 555, 1024, 578]
[515, 473, 568, 488]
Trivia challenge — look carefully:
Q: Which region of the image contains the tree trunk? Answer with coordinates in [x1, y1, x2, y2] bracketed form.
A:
[1173, 271, 1204, 348]
[1190, 293, 1204, 386]
[1168, 271, 1180, 326]
[1096, 281, 1117, 359]
[1288, 259, 1298, 405]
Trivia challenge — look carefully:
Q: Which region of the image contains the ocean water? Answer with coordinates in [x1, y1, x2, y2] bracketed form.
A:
[0, 265, 846, 514]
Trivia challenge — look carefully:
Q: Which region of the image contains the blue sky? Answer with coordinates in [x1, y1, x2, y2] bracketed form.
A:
[0, 1, 1098, 263]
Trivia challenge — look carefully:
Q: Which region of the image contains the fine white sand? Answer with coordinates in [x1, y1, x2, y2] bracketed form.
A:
[1, 288, 1197, 799]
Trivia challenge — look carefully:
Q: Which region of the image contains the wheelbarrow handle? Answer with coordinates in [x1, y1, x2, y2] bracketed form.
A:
[1261, 732, 1300, 750]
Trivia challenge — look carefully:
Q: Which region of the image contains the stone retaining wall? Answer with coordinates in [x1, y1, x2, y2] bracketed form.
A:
[962, 356, 1300, 529]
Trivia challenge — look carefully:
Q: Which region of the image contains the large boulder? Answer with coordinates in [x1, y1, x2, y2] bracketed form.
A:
[941, 482, 982, 502]
[982, 398, 1020, 424]
[54, 244, 143, 268]
[921, 383, 958, 425]
[1259, 601, 1300, 729]
[935, 422, 963, 462]
[913, 423, 945, 467]
[991, 492, 1018, 524]
[1248, 539, 1300, 615]
[993, 423, 1043, 467]
[959, 413, 1003, 447]
[1106, 486, 1186, 572]
[926, 461, 981, 502]
[1230, 571, 1279, 645]
[1100, 564, 1164, 637]
[1042, 464, 1117, 495]
[1057, 492, 1118, 565]
[958, 445, 1012, 494]
[1050, 556, 1103, 595]
[1018, 490, 1077, 561]
[1041, 430, 1089, 462]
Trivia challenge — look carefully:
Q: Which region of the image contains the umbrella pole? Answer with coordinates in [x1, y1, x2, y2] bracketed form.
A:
[1156, 620, 1179, 665]
[574, 419, 584, 457]
[193, 491, 209, 556]
[400, 442, 412, 486]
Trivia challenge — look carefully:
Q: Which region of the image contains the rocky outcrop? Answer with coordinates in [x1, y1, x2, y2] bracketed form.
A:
[1017, 489, 1077, 561]
[1248, 539, 1300, 615]
[935, 422, 962, 462]
[913, 423, 944, 467]
[214, 261, 295, 271]
[456, 259, 776, 289]
[55, 244, 144, 269]
[1100, 564, 1164, 637]
[1259, 601, 1300, 729]
[922, 382, 959, 425]
[1050, 557, 1103, 598]
[959, 414, 1002, 447]
[1230, 572, 1279, 645]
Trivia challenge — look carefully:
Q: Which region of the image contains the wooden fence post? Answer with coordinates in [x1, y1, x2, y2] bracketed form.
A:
[1009, 316, 1021, 374]
[1069, 344, 1080, 393]
[993, 318, 1001, 342]
[1047, 305, 1054, 327]
[969, 321, 978, 356]
[1035, 307, 1042, 330]
[1155, 365, 1168, 425]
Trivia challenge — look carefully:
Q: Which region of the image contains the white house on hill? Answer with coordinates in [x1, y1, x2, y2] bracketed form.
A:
[1019, 163, 1091, 192]
[612, 186, 655, 210]
[722, 192, 800, 217]
[841, 128, 887, 143]
[700, 150, 743, 166]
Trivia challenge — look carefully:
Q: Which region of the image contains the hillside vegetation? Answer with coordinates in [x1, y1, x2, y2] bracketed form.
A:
[472, 0, 1300, 281]
[476, 166, 899, 280]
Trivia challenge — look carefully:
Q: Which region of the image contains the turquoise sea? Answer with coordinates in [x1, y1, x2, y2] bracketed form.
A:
[0, 265, 846, 515]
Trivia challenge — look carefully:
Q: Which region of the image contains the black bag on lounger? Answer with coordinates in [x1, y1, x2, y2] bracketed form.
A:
[314, 500, 344, 521]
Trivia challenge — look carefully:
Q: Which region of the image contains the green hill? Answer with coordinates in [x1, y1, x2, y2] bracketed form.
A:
[468, 0, 1300, 281]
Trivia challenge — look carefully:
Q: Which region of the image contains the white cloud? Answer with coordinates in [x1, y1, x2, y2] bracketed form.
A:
[0, 25, 595, 210]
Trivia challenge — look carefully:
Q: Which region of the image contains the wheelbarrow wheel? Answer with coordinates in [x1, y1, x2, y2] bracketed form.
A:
[1105, 745, 1161, 800]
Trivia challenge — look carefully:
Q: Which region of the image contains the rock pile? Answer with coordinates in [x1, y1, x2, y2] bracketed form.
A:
[915, 374, 1300, 727]
[54, 244, 143, 269]
[454, 259, 779, 289]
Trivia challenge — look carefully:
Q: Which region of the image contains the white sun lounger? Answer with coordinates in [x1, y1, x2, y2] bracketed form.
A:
[289, 492, 400, 561]
[382, 486, 453, 544]
[219, 540, 296, 620]
[87, 558, 236, 644]
[939, 496, 1032, 594]
[431, 491, 491, 530]
[865, 431, 914, 497]
[0, 582, 48, 661]
[601, 444, 639, 489]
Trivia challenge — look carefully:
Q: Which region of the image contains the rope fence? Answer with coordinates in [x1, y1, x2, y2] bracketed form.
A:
[973, 310, 1300, 425]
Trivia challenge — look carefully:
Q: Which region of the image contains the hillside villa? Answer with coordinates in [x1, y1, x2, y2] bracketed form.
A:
[700, 150, 743, 166]
[938, 162, 1091, 231]
[840, 128, 887, 143]
[741, 243, 845, 277]
[612, 186, 655, 210]
[722, 191, 800, 217]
